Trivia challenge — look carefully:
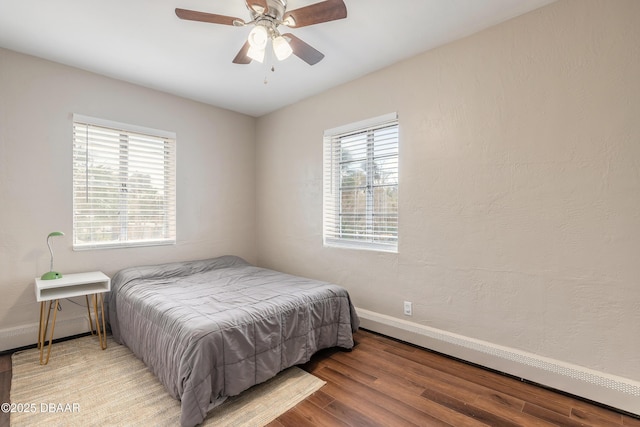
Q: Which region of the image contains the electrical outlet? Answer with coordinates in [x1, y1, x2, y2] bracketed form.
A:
[403, 301, 412, 316]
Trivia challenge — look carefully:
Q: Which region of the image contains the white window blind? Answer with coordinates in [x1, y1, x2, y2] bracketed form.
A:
[72, 114, 176, 249]
[323, 113, 399, 252]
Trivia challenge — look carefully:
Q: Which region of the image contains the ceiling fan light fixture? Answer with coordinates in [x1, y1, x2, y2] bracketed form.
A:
[247, 45, 265, 63]
[272, 35, 292, 61]
[176, 0, 348, 67]
[247, 25, 269, 50]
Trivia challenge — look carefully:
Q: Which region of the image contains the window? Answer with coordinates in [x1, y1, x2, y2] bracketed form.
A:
[72, 114, 176, 249]
[323, 113, 399, 252]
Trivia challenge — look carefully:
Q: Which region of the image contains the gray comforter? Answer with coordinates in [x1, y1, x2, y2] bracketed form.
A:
[107, 255, 359, 427]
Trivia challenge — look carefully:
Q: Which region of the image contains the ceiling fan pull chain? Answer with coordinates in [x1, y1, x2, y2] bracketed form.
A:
[264, 64, 276, 85]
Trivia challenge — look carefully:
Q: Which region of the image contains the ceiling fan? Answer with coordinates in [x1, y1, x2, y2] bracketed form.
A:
[175, 0, 347, 66]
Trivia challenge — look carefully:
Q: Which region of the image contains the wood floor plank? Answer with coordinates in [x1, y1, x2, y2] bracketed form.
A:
[571, 400, 627, 424]
[304, 389, 335, 410]
[624, 414, 640, 426]
[282, 399, 352, 427]
[571, 407, 625, 427]
[376, 362, 548, 427]
[317, 366, 426, 426]
[0, 354, 11, 373]
[474, 391, 525, 414]
[523, 402, 596, 427]
[378, 339, 576, 417]
[467, 393, 555, 427]
[422, 389, 536, 427]
[318, 355, 486, 426]
[319, 355, 379, 386]
[338, 340, 501, 398]
[0, 354, 11, 427]
[323, 399, 388, 427]
[333, 339, 538, 425]
[271, 405, 320, 427]
[317, 382, 400, 426]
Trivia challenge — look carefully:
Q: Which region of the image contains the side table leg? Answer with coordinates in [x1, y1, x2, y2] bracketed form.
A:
[99, 294, 107, 349]
[40, 299, 59, 365]
[38, 301, 44, 349]
[38, 301, 51, 363]
[42, 300, 53, 345]
[92, 294, 107, 350]
[37, 302, 46, 350]
[85, 295, 96, 335]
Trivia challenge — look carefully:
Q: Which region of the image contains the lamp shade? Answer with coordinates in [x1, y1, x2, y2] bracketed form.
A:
[247, 26, 268, 50]
[273, 36, 292, 61]
[247, 45, 265, 63]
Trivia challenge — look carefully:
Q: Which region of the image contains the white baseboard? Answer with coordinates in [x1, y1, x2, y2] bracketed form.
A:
[0, 315, 92, 352]
[356, 307, 640, 416]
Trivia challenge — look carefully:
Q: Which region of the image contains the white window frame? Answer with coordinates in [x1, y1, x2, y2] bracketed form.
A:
[323, 113, 399, 252]
[72, 114, 176, 250]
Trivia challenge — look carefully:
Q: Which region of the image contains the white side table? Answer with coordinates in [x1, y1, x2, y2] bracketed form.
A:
[35, 271, 111, 365]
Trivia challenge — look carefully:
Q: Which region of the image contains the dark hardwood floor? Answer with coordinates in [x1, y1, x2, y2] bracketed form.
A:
[0, 353, 10, 427]
[1, 329, 637, 426]
[271, 330, 638, 427]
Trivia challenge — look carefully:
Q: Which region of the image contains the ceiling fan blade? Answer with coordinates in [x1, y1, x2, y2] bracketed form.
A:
[245, 0, 269, 15]
[283, 0, 347, 28]
[283, 33, 325, 65]
[232, 41, 253, 64]
[175, 8, 243, 26]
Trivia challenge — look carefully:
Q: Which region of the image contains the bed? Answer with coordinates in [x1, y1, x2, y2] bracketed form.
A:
[106, 255, 359, 427]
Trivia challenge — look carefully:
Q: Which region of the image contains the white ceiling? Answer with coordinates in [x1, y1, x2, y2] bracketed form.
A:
[0, 0, 556, 117]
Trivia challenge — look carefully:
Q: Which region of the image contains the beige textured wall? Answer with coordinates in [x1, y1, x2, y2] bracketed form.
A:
[0, 48, 256, 334]
[256, 0, 640, 380]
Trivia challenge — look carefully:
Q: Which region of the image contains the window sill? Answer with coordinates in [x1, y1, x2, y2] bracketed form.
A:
[323, 239, 397, 254]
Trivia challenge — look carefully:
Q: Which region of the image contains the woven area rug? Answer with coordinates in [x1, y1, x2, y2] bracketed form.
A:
[11, 335, 325, 426]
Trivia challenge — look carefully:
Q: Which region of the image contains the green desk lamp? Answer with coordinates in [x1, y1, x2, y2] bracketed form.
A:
[41, 231, 64, 280]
